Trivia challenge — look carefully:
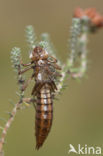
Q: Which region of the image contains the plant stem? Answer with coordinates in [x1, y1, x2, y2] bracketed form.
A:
[0, 101, 22, 155]
[70, 32, 88, 78]
[56, 21, 88, 93]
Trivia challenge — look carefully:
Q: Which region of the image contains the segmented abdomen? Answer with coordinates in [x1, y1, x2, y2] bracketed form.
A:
[35, 84, 53, 149]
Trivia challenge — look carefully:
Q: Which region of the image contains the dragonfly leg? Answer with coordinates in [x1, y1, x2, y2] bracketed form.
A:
[20, 59, 33, 67]
[18, 66, 33, 75]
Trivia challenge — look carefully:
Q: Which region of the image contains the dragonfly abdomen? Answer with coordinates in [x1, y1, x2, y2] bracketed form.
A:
[35, 84, 53, 149]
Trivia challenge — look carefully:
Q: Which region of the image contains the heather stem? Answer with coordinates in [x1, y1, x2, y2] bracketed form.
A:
[71, 32, 88, 78]
[56, 19, 88, 93]
[0, 101, 22, 155]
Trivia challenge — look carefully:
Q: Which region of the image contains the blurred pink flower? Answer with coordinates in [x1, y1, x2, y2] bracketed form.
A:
[74, 8, 103, 28]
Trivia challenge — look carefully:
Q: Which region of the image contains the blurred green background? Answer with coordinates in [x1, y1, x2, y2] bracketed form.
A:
[0, 0, 103, 155]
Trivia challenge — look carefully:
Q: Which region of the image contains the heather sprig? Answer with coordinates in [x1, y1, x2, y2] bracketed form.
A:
[0, 7, 103, 155]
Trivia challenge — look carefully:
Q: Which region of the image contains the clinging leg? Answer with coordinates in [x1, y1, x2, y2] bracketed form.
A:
[48, 55, 57, 63]
[20, 60, 33, 67]
[47, 56, 61, 70]
[51, 63, 61, 70]
[18, 66, 33, 75]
